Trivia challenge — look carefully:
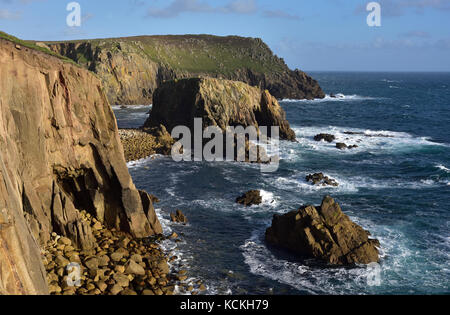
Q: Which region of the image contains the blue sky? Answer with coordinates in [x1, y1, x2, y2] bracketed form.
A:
[0, 0, 449, 71]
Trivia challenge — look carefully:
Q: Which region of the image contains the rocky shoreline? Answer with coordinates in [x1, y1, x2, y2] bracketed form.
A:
[43, 209, 205, 295]
[119, 128, 174, 162]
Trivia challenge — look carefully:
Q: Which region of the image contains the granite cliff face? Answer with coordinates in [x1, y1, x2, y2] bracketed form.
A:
[144, 78, 296, 141]
[0, 38, 161, 295]
[45, 35, 325, 105]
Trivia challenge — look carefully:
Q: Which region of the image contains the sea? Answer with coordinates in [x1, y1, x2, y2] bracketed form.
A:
[112, 72, 450, 295]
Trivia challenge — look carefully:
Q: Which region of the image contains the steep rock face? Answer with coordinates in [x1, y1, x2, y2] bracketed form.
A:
[144, 78, 296, 141]
[266, 196, 380, 265]
[0, 39, 161, 294]
[45, 35, 325, 105]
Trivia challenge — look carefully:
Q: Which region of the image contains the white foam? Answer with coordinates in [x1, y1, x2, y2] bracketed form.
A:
[281, 94, 379, 103]
[111, 104, 152, 110]
[291, 125, 446, 155]
[127, 154, 164, 167]
[381, 79, 401, 83]
[260, 190, 278, 207]
[240, 221, 422, 295]
[436, 164, 450, 173]
[240, 230, 382, 295]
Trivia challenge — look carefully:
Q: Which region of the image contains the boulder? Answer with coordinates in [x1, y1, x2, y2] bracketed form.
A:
[265, 196, 380, 265]
[236, 190, 263, 207]
[314, 134, 336, 143]
[125, 260, 145, 276]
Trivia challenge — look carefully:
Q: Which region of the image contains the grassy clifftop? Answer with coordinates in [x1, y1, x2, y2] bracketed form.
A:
[46, 34, 325, 104]
[0, 31, 77, 65]
[46, 34, 287, 76]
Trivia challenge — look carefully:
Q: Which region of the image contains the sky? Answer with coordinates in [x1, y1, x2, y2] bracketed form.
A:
[0, 0, 449, 72]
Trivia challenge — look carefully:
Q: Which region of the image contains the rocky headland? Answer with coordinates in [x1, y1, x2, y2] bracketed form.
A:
[44, 35, 325, 104]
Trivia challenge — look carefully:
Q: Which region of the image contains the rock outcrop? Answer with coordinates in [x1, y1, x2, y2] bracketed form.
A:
[0, 38, 162, 294]
[306, 173, 339, 187]
[314, 134, 336, 143]
[236, 190, 263, 207]
[45, 35, 325, 104]
[266, 196, 380, 265]
[144, 78, 296, 141]
[170, 210, 188, 225]
[336, 143, 359, 150]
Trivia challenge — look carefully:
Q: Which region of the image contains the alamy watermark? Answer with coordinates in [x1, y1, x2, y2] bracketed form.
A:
[66, 262, 81, 287]
[66, 2, 81, 27]
[366, 262, 382, 286]
[367, 2, 381, 27]
[170, 118, 280, 173]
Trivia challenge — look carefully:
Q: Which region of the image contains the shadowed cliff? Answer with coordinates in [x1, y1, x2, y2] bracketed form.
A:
[0, 36, 161, 294]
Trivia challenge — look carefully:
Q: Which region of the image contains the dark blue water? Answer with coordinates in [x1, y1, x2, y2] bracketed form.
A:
[114, 72, 450, 295]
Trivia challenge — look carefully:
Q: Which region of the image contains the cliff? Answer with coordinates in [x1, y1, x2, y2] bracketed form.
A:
[0, 37, 161, 295]
[44, 35, 325, 105]
[145, 77, 295, 143]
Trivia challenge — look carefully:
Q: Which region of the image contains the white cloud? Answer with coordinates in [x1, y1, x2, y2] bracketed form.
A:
[0, 9, 21, 20]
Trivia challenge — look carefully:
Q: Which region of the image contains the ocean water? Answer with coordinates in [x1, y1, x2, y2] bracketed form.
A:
[113, 72, 450, 295]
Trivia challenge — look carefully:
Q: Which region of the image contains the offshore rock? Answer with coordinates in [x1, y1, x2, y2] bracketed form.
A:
[145, 78, 296, 141]
[236, 190, 263, 207]
[266, 196, 380, 265]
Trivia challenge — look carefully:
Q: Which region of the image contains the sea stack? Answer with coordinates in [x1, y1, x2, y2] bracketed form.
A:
[265, 196, 380, 265]
[144, 77, 297, 141]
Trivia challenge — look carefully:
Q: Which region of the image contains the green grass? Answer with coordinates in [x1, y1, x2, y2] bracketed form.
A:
[0, 31, 78, 66]
[46, 34, 288, 75]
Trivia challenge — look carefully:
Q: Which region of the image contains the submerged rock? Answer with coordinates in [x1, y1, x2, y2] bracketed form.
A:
[236, 190, 263, 207]
[265, 196, 380, 265]
[336, 143, 359, 150]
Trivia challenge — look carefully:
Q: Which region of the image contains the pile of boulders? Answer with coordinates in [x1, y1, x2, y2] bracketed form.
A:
[42, 210, 205, 295]
[119, 126, 174, 162]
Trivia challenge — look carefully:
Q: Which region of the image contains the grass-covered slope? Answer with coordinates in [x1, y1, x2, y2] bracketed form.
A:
[0, 31, 77, 65]
[46, 35, 325, 105]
